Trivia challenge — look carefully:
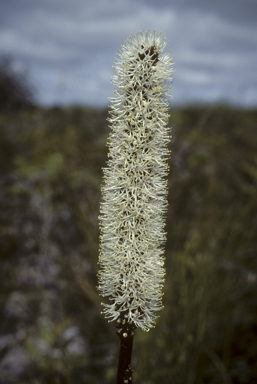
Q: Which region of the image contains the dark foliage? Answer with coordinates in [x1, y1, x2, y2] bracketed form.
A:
[0, 103, 257, 383]
[0, 57, 34, 112]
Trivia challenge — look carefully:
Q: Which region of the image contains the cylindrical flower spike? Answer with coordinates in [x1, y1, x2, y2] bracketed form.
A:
[98, 30, 173, 332]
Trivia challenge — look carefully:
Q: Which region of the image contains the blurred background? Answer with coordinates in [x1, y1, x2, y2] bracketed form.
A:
[1, 0, 257, 107]
[0, 0, 257, 383]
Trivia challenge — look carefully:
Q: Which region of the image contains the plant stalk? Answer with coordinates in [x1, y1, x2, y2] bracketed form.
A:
[116, 317, 136, 384]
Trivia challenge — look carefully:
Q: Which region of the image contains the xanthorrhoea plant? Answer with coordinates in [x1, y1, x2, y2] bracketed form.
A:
[98, 30, 173, 383]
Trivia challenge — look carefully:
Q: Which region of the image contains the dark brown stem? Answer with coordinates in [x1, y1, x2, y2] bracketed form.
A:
[116, 316, 136, 384]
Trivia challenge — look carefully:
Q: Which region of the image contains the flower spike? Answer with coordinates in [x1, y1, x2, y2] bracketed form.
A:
[98, 30, 174, 332]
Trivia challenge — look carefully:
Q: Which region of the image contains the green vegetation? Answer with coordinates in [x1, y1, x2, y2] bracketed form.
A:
[0, 103, 257, 383]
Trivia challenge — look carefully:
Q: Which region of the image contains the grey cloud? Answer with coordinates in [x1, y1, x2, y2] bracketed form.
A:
[0, 0, 256, 107]
[138, 0, 257, 25]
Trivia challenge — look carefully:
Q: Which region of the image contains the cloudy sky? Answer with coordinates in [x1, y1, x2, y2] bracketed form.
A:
[1, 0, 257, 108]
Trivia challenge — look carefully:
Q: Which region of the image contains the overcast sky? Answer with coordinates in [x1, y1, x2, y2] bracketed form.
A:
[1, 0, 257, 108]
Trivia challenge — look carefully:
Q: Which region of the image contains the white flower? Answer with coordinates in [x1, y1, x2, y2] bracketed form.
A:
[98, 30, 173, 332]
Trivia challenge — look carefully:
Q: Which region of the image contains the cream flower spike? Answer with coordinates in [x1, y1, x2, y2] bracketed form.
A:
[98, 30, 174, 332]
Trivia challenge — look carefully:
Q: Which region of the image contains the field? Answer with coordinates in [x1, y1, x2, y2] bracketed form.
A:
[0, 105, 257, 383]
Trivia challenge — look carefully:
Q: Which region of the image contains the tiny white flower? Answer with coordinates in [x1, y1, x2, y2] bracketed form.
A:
[98, 30, 174, 332]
